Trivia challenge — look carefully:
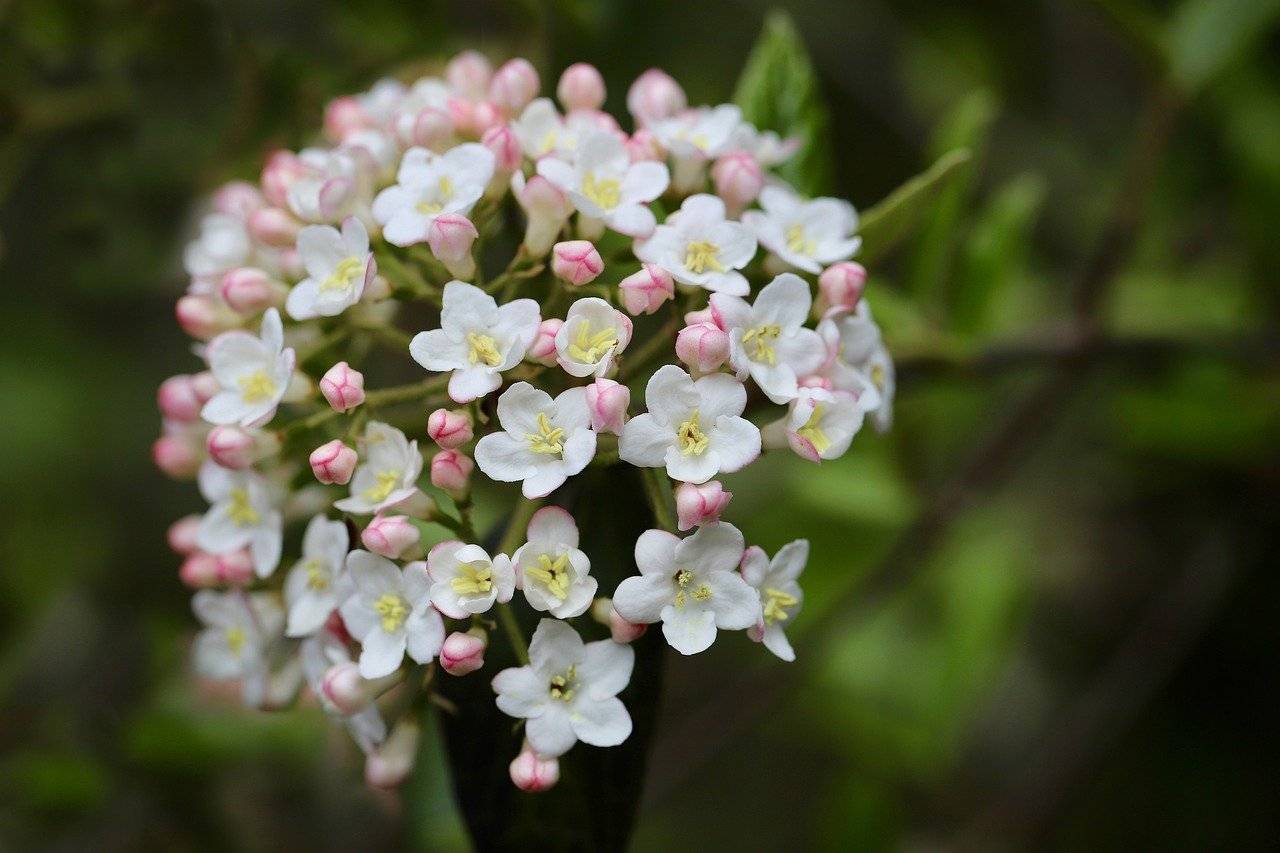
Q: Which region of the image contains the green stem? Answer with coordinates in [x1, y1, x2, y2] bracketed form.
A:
[640, 467, 678, 533]
[492, 497, 544, 665]
[619, 315, 680, 382]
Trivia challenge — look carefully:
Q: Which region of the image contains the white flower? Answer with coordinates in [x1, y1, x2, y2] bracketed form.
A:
[730, 124, 800, 167]
[184, 213, 251, 291]
[192, 590, 284, 707]
[611, 522, 759, 655]
[287, 147, 368, 223]
[635, 194, 756, 296]
[285, 217, 375, 319]
[334, 421, 423, 515]
[818, 302, 895, 433]
[711, 272, 826, 403]
[338, 550, 444, 679]
[650, 104, 743, 160]
[426, 540, 516, 618]
[743, 186, 861, 274]
[409, 281, 541, 403]
[740, 539, 807, 661]
[195, 462, 283, 578]
[619, 365, 759, 484]
[511, 506, 598, 618]
[555, 297, 633, 377]
[772, 387, 870, 462]
[300, 628, 387, 753]
[372, 144, 495, 246]
[474, 383, 596, 498]
[514, 98, 589, 160]
[200, 308, 296, 428]
[537, 129, 669, 237]
[491, 619, 633, 757]
[283, 514, 351, 637]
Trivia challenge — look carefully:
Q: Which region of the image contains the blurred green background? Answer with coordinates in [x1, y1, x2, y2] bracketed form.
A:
[2, 0, 1279, 849]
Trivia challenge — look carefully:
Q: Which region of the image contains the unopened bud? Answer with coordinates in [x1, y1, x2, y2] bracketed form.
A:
[526, 318, 563, 366]
[221, 267, 286, 315]
[675, 480, 733, 531]
[481, 124, 522, 173]
[179, 552, 220, 588]
[675, 322, 730, 373]
[158, 374, 202, 422]
[516, 174, 573, 256]
[625, 128, 664, 162]
[175, 294, 238, 340]
[509, 741, 560, 792]
[585, 378, 629, 435]
[557, 63, 606, 111]
[247, 206, 301, 247]
[153, 435, 200, 479]
[551, 240, 603, 286]
[817, 262, 867, 316]
[322, 661, 374, 715]
[439, 630, 487, 675]
[489, 58, 540, 115]
[626, 68, 686, 126]
[215, 549, 255, 586]
[430, 449, 473, 497]
[447, 50, 493, 100]
[260, 149, 306, 207]
[427, 408, 473, 449]
[712, 151, 764, 216]
[213, 181, 264, 218]
[324, 95, 370, 142]
[319, 361, 365, 413]
[618, 263, 674, 315]
[427, 214, 479, 279]
[167, 514, 203, 555]
[361, 514, 421, 559]
[206, 425, 256, 470]
[310, 440, 357, 485]
[365, 718, 420, 789]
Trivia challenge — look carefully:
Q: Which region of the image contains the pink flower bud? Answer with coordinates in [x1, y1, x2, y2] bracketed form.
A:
[366, 718, 420, 789]
[675, 480, 733, 531]
[167, 514, 202, 555]
[585, 378, 630, 435]
[152, 435, 200, 479]
[446, 97, 477, 135]
[818, 262, 867, 315]
[427, 214, 478, 263]
[179, 552, 220, 588]
[551, 240, 603, 286]
[684, 305, 719, 327]
[215, 549, 255, 586]
[481, 124, 522, 172]
[324, 95, 370, 142]
[260, 149, 305, 207]
[213, 181, 264, 218]
[557, 63, 606, 111]
[527, 318, 563, 366]
[625, 128, 664, 162]
[488, 58, 540, 115]
[427, 408, 473, 449]
[618, 263, 675, 315]
[175, 294, 237, 340]
[439, 630, 487, 676]
[220, 267, 285, 315]
[361, 514, 421, 559]
[191, 371, 219, 402]
[712, 151, 764, 216]
[247, 207, 301, 247]
[609, 607, 648, 643]
[471, 100, 504, 135]
[516, 175, 573, 256]
[430, 449, 473, 497]
[447, 50, 493, 100]
[675, 322, 730, 373]
[321, 661, 371, 715]
[405, 106, 454, 150]
[157, 374, 201, 422]
[509, 742, 559, 792]
[627, 68, 687, 126]
[319, 361, 365, 413]
[206, 425, 257, 470]
[569, 107, 622, 135]
[310, 440, 357, 485]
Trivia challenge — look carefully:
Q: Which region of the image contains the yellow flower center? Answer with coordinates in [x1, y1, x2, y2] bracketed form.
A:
[466, 331, 502, 367]
[549, 665, 577, 701]
[785, 222, 817, 256]
[238, 370, 278, 403]
[526, 412, 566, 455]
[676, 410, 709, 456]
[227, 487, 261, 527]
[362, 470, 401, 503]
[582, 171, 621, 210]
[672, 568, 711, 608]
[304, 559, 330, 591]
[684, 240, 725, 274]
[526, 552, 571, 600]
[450, 560, 494, 596]
[373, 593, 409, 633]
[566, 320, 618, 365]
[320, 255, 364, 292]
[225, 625, 247, 655]
[742, 323, 782, 366]
[763, 587, 799, 623]
[796, 403, 831, 455]
[415, 176, 455, 215]
[871, 363, 886, 391]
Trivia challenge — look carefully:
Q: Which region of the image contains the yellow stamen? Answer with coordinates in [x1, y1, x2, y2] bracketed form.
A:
[742, 324, 782, 366]
[362, 470, 401, 503]
[525, 552, 571, 600]
[676, 411, 709, 456]
[763, 587, 799, 623]
[304, 559, 330, 591]
[319, 255, 364, 292]
[373, 593, 409, 633]
[415, 176, 455, 215]
[871, 363, 886, 391]
[525, 412, 566, 455]
[466, 331, 502, 367]
[785, 222, 817, 256]
[566, 320, 618, 365]
[796, 403, 831, 455]
[225, 625, 246, 655]
[673, 568, 693, 609]
[450, 561, 494, 596]
[227, 487, 261, 527]
[238, 370, 277, 403]
[549, 664, 577, 701]
[692, 583, 712, 602]
[582, 171, 621, 210]
[684, 240, 725, 274]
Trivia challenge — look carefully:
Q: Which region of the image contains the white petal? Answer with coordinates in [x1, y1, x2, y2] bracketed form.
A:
[526, 705, 578, 757]
[527, 618, 585, 674]
[752, 273, 811, 329]
[693, 373, 747, 419]
[448, 366, 501, 403]
[643, 364, 699, 425]
[405, 605, 445, 663]
[383, 209, 433, 247]
[526, 506, 579, 549]
[618, 413, 673, 467]
[570, 696, 632, 747]
[612, 573, 672, 624]
[358, 629, 406, 679]
[493, 666, 548, 718]
[634, 529, 679, 576]
[708, 415, 760, 473]
[676, 522, 744, 575]
[440, 280, 499, 332]
[761, 623, 796, 661]
[706, 570, 761, 630]
[579, 639, 634, 699]
[661, 604, 717, 655]
[474, 432, 536, 483]
[409, 328, 468, 372]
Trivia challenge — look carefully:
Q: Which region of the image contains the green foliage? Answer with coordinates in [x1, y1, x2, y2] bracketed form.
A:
[858, 148, 973, 266]
[1167, 0, 1280, 93]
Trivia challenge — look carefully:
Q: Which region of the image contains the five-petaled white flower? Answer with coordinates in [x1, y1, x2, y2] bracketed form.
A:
[426, 540, 516, 618]
[474, 383, 597, 498]
[512, 506, 598, 619]
[372, 144, 496, 246]
[409, 280, 541, 403]
[611, 522, 759, 655]
[283, 514, 351, 637]
[635, 194, 756, 296]
[650, 104, 743, 160]
[200, 308, 296, 428]
[619, 365, 759, 484]
[192, 590, 284, 707]
[286, 217, 376, 320]
[334, 421, 424, 515]
[818, 301, 895, 433]
[300, 628, 387, 754]
[711, 272, 826, 403]
[513, 98, 595, 160]
[287, 146, 368, 224]
[338, 550, 444, 679]
[184, 212, 252, 292]
[492, 619, 634, 757]
[537, 129, 670, 237]
[772, 386, 873, 462]
[555, 297, 633, 378]
[740, 539, 807, 662]
[196, 461, 283, 578]
[743, 186, 861, 274]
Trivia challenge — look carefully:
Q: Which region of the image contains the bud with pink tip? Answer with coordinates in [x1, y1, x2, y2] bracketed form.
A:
[319, 361, 365, 413]
[191, 371, 219, 403]
[324, 95, 370, 142]
[153, 435, 200, 479]
[489, 58, 540, 115]
[551, 240, 603, 286]
[617, 263, 674, 315]
[321, 661, 371, 715]
[439, 629, 487, 676]
[167, 514, 202, 555]
[472, 100, 504, 135]
[447, 50, 493, 100]
[526, 318, 563, 367]
[402, 106, 453, 150]
[361, 514, 421, 559]
[206, 425, 257, 469]
[515, 174, 573, 255]
[213, 181, 264, 218]
[310, 439, 358, 485]
[626, 68, 687, 126]
[817, 262, 867, 316]
[683, 305, 719, 327]
[215, 549, 255, 586]
[675, 480, 733, 531]
[179, 552, 220, 588]
[220, 267, 286, 315]
[366, 718, 421, 789]
[557, 62, 606, 111]
[260, 149, 306, 207]
[585, 378, 629, 435]
[427, 408, 473, 449]
[175, 294, 238, 340]
[482, 125, 521, 175]
[712, 151, 764, 216]
[158, 375, 202, 422]
[675, 322, 730, 373]
[427, 213, 479, 279]
[609, 607, 648, 643]
[430, 449, 473, 497]
[247, 206, 301, 247]
[625, 128, 664, 162]
[509, 741, 560, 792]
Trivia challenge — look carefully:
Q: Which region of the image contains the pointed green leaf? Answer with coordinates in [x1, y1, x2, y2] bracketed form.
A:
[857, 148, 972, 266]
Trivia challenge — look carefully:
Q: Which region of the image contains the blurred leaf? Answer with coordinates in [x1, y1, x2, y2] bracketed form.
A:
[1166, 0, 1280, 94]
[732, 10, 834, 195]
[858, 148, 973, 266]
[0, 750, 108, 815]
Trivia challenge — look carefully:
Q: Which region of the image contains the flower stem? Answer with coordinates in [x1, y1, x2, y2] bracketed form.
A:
[492, 496, 543, 665]
[640, 467, 678, 533]
[618, 315, 679, 382]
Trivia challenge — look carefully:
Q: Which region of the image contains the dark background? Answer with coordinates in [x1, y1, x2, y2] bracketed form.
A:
[2, 0, 1278, 849]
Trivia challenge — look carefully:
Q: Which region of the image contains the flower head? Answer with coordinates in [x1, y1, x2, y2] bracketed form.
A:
[741, 539, 808, 661]
[743, 186, 861, 274]
[555, 297, 633, 377]
[635, 194, 756, 296]
[338, 550, 444, 678]
[512, 506, 598, 618]
[196, 462, 283, 578]
[538, 130, 670, 237]
[474, 383, 596, 498]
[284, 515, 350, 637]
[201, 308, 296, 428]
[286, 217, 375, 319]
[426, 541, 515, 618]
[373, 144, 495, 246]
[334, 421, 423, 515]
[192, 590, 284, 707]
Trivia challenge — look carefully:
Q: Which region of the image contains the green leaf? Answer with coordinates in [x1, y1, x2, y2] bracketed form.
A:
[858, 148, 973, 266]
[732, 10, 834, 195]
[1167, 0, 1280, 94]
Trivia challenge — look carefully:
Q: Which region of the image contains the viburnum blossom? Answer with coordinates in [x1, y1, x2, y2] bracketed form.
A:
[158, 50, 897, 797]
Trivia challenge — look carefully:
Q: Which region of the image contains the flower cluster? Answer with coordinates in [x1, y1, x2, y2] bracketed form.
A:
[157, 52, 893, 793]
